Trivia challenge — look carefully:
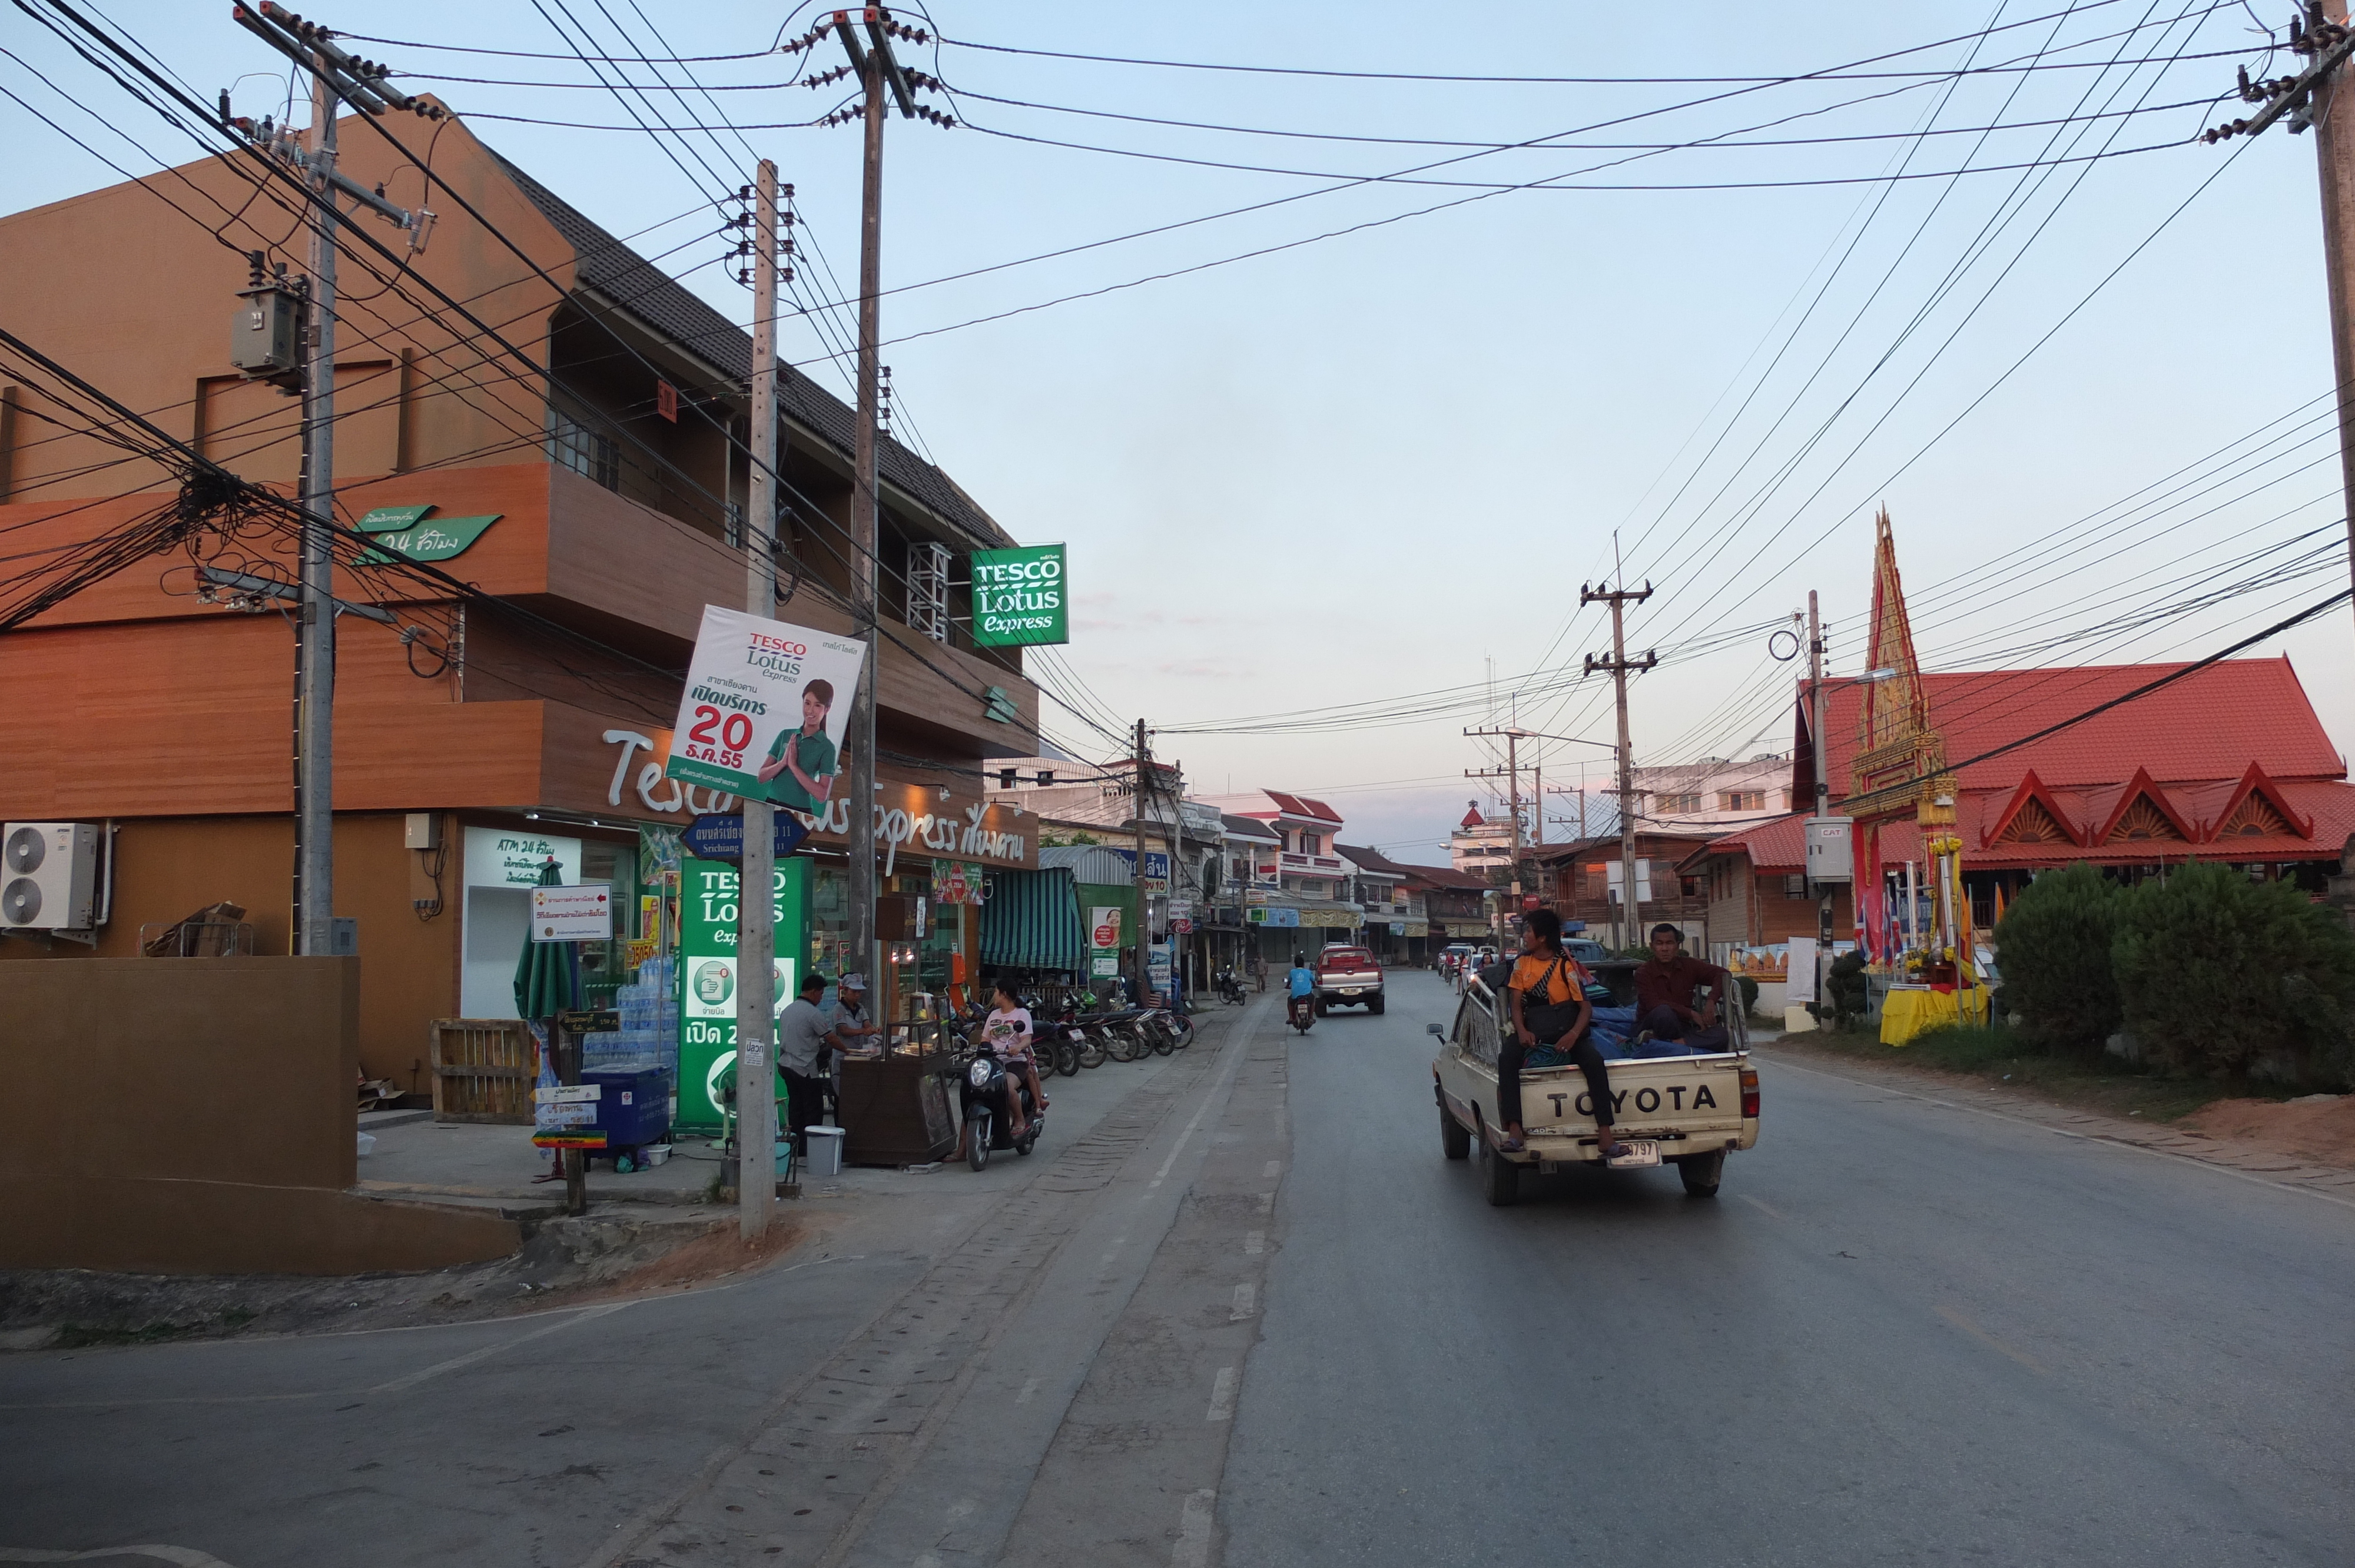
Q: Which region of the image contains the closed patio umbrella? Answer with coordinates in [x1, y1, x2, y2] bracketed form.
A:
[515, 856, 585, 1212]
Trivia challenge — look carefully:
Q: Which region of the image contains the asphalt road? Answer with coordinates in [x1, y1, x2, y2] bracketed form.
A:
[5, 973, 2352, 1567]
[1225, 972, 2355, 1568]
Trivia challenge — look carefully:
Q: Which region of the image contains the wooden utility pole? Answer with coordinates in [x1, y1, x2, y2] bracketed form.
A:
[1583, 582, 1657, 949]
[2204, 2, 2355, 643]
[737, 160, 781, 1238]
[1133, 718, 1153, 999]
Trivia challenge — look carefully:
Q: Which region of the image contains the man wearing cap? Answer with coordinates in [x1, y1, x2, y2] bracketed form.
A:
[822, 974, 880, 1128]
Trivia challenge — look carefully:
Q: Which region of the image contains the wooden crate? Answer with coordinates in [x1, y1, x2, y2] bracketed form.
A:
[430, 1018, 536, 1124]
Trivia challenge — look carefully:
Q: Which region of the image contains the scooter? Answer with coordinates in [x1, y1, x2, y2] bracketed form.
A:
[957, 1048, 1043, 1172]
[1216, 968, 1247, 1005]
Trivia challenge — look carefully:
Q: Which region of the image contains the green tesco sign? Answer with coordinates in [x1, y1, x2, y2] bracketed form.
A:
[970, 543, 1069, 647]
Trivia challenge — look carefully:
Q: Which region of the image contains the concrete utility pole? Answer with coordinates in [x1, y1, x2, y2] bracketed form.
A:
[2203, 1, 2355, 645]
[1583, 582, 1657, 949]
[1133, 718, 1153, 999]
[293, 54, 338, 958]
[737, 161, 781, 1238]
[1809, 589, 1834, 975]
[845, 35, 886, 1007]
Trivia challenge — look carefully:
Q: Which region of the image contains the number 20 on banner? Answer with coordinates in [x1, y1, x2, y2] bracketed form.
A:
[682, 705, 755, 770]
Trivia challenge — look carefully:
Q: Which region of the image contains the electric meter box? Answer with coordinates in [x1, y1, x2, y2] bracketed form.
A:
[230, 284, 301, 379]
[2, 821, 99, 931]
[1805, 816, 1854, 884]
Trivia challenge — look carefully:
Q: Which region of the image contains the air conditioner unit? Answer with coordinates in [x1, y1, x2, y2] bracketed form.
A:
[3, 822, 99, 931]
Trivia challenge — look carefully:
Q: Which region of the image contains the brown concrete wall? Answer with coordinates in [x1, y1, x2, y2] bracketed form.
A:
[0, 816, 463, 1087]
[0, 956, 514, 1274]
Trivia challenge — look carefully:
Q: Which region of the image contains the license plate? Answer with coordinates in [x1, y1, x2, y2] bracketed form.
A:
[1604, 1140, 1661, 1168]
[1341, 988, 1360, 996]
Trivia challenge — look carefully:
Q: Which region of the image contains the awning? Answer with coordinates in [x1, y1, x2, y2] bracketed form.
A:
[981, 866, 1087, 972]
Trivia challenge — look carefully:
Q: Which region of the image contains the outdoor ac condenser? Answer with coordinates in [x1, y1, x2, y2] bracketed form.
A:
[2, 822, 98, 931]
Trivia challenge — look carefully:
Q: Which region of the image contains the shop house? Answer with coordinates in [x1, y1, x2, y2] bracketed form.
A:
[0, 109, 1042, 1083]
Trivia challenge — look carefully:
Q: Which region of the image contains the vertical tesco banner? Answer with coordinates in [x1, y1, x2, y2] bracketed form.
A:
[664, 606, 869, 819]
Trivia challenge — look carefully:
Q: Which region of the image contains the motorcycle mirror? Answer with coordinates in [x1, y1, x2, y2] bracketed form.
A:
[1426, 1023, 1444, 1037]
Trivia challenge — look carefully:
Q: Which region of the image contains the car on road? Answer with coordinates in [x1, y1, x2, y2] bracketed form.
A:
[1314, 945, 1384, 1014]
[1430, 959, 1757, 1205]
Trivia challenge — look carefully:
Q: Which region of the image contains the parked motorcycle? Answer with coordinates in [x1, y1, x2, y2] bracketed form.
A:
[957, 1046, 1043, 1171]
[1216, 968, 1247, 1005]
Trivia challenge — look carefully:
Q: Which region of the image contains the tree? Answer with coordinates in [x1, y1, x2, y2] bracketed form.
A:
[1993, 862, 2122, 1057]
[2112, 861, 2355, 1085]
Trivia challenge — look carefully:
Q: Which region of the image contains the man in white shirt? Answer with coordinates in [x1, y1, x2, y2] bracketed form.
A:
[776, 973, 833, 1154]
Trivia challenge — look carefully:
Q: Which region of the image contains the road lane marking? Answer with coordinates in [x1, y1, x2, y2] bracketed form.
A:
[1015, 1376, 1040, 1405]
[1242, 1231, 1265, 1256]
[1149, 1029, 1252, 1191]
[1205, 1367, 1237, 1422]
[1742, 1195, 1787, 1220]
[1262, 1161, 1281, 1179]
[1229, 1283, 1256, 1321]
[1172, 1490, 1217, 1568]
[368, 1303, 628, 1394]
[0, 1550, 241, 1567]
[1257, 1190, 1275, 1214]
[1935, 1305, 2049, 1376]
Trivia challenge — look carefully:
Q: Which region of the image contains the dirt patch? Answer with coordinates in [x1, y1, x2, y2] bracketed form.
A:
[2177, 1095, 2355, 1169]
[0, 1204, 820, 1351]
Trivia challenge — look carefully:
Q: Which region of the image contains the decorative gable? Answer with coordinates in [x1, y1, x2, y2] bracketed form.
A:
[2095, 768, 2197, 846]
[1984, 770, 2084, 849]
[2204, 762, 2313, 843]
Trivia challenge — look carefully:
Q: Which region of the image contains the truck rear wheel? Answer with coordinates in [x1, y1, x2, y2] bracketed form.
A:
[1369, 995, 1385, 1015]
[1480, 1137, 1519, 1207]
[1440, 1102, 1470, 1161]
[1675, 1148, 1724, 1197]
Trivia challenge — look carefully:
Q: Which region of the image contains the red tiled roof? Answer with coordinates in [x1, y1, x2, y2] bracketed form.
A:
[1261, 790, 1342, 823]
[1813, 657, 2344, 797]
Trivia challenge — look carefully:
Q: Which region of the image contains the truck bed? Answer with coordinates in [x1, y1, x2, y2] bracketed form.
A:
[1432, 975, 1757, 1171]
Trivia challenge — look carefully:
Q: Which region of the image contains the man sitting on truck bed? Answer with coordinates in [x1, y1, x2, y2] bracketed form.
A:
[1634, 923, 1732, 1053]
[1500, 909, 1628, 1160]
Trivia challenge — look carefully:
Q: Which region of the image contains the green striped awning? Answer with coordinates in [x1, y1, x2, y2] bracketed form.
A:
[981, 866, 1087, 972]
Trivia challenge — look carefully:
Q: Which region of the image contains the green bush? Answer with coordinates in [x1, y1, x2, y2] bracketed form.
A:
[2112, 861, 2355, 1086]
[1825, 949, 1870, 1030]
[1994, 863, 2124, 1057]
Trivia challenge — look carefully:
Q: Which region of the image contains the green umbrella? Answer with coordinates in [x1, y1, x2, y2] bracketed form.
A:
[513, 856, 581, 1020]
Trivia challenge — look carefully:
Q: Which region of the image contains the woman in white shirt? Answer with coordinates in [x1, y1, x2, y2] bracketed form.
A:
[982, 979, 1049, 1134]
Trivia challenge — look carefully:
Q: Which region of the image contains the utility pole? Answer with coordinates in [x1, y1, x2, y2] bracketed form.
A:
[1467, 728, 1615, 939]
[821, 6, 948, 1005]
[1583, 582, 1657, 950]
[1133, 719, 1153, 999]
[737, 161, 781, 1238]
[294, 54, 337, 958]
[1808, 589, 1833, 978]
[2203, 1, 2355, 645]
[228, 4, 428, 954]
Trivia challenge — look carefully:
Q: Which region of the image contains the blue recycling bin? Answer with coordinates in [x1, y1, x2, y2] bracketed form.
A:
[581, 1067, 672, 1167]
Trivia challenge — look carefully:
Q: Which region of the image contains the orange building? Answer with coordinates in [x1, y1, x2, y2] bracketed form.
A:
[0, 111, 1043, 1081]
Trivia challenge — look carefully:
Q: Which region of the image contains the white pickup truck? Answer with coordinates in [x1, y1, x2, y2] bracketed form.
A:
[1430, 960, 1757, 1205]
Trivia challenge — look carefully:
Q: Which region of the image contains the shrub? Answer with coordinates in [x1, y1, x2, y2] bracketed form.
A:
[1825, 949, 1870, 1030]
[1994, 863, 2123, 1057]
[2112, 861, 2355, 1085]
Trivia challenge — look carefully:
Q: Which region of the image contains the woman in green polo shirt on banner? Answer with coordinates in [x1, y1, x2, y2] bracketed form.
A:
[760, 678, 840, 813]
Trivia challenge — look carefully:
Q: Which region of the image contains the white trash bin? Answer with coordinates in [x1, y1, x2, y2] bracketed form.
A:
[802, 1125, 845, 1178]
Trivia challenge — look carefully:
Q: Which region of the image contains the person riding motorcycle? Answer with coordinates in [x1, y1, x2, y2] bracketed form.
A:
[1286, 952, 1316, 1028]
[979, 978, 1046, 1140]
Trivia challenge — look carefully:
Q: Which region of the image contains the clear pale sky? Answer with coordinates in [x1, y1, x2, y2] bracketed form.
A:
[8, 2, 2350, 863]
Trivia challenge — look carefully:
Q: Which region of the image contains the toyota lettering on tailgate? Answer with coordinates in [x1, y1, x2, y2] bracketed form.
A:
[1543, 1083, 1720, 1119]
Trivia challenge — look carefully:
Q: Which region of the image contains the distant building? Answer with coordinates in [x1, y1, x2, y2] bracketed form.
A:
[1195, 790, 1361, 959]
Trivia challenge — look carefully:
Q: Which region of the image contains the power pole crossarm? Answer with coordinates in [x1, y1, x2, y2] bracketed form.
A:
[1580, 581, 1657, 950]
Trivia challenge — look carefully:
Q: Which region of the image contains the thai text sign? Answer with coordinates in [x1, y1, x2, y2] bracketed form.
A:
[678, 855, 807, 1133]
[530, 883, 613, 942]
[969, 544, 1069, 647]
[664, 606, 867, 812]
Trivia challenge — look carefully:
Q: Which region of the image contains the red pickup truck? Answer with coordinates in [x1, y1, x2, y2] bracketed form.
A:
[1314, 945, 1385, 1015]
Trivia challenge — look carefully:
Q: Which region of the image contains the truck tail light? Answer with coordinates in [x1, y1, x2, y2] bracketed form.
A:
[1740, 1068, 1760, 1120]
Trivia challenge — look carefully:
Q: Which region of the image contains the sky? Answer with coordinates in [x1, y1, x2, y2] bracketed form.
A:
[7, 1, 2353, 865]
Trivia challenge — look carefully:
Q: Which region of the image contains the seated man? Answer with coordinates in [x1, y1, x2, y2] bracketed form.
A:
[1633, 923, 1732, 1053]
